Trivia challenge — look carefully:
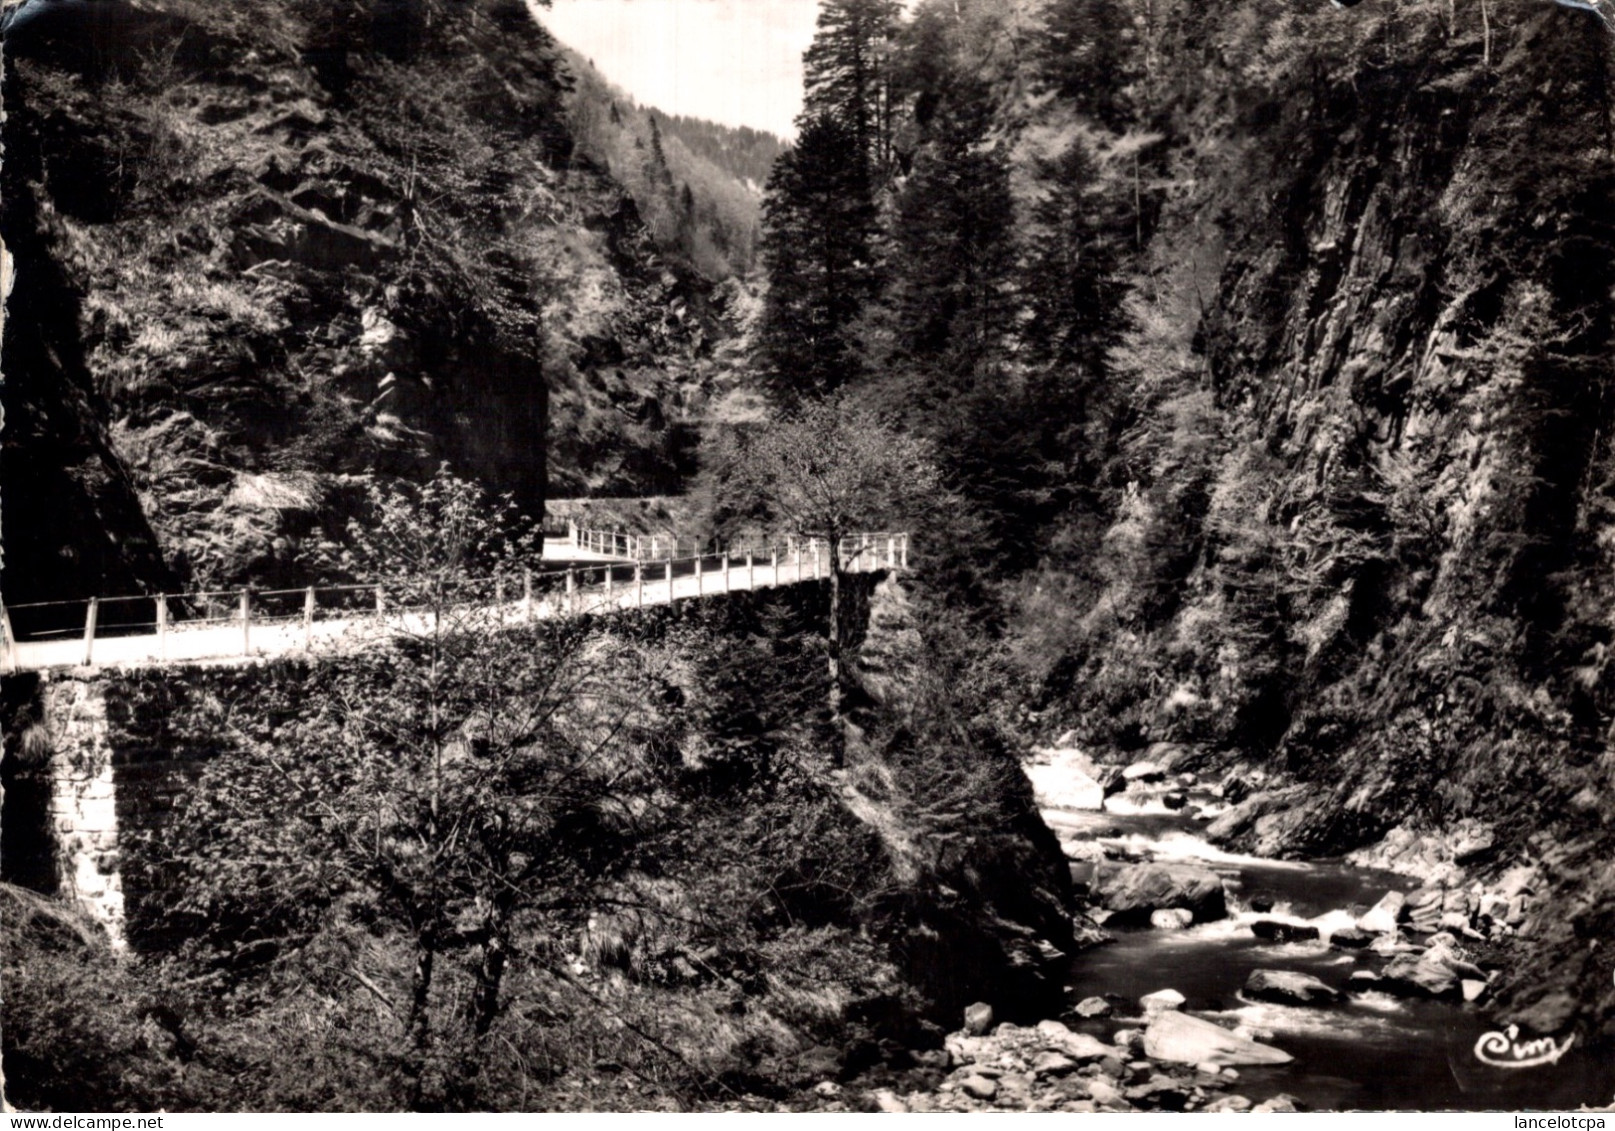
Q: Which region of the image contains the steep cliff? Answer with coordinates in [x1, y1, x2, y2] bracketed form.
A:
[1018, 0, 1615, 1033]
[1, 0, 734, 603]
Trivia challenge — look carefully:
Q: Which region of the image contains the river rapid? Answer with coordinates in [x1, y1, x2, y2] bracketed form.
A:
[1044, 789, 1615, 1111]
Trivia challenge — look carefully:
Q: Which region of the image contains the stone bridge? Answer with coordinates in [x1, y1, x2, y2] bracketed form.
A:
[0, 531, 909, 945]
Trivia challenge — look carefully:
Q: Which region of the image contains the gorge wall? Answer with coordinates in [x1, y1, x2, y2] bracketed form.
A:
[1012, 0, 1615, 1035]
[0, 0, 735, 608]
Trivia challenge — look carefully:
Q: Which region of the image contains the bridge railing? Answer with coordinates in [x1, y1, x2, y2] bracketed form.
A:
[561, 523, 696, 561]
[2, 533, 910, 673]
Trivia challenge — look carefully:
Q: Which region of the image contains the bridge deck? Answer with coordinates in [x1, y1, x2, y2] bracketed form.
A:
[5, 536, 908, 674]
[539, 537, 633, 565]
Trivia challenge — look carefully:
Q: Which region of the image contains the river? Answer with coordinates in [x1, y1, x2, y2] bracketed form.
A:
[1044, 793, 1615, 1111]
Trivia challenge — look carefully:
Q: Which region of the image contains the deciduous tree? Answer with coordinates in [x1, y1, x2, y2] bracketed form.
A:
[136, 468, 680, 1108]
[706, 397, 940, 750]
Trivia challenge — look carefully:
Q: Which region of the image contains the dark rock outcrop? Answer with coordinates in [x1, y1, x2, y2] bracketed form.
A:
[1092, 862, 1227, 925]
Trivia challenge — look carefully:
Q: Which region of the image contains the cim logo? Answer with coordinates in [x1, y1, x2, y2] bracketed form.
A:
[1474, 1025, 1576, 1070]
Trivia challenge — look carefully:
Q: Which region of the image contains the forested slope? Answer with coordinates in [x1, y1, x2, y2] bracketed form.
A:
[752, 0, 1615, 1034]
[0, 0, 741, 602]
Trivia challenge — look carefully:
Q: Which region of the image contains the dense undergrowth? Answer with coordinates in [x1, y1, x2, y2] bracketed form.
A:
[2, 577, 1076, 1112]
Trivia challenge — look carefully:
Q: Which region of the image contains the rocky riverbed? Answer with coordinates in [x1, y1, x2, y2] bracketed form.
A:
[793, 741, 1614, 1112]
[809, 1003, 1305, 1113]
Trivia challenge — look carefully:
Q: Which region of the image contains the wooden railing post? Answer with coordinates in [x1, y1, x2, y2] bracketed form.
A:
[376, 585, 385, 615]
[901, 534, 909, 570]
[697, 555, 704, 597]
[1, 602, 17, 674]
[156, 595, 168, 661]
[887, 535, 896, 569]
[667, 560, 675, 604]
[566, 569, 577, 615]
[605, 564, 615, 603]
[635, 563, 644, 608]
[303, 587, 315, 648]
[523, 569, 533, 622]
[82, 598, 98, 666]
[240, 589, 252, 656]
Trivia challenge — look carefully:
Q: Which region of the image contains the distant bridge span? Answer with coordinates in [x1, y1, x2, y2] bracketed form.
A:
[2, 532, 909, 674]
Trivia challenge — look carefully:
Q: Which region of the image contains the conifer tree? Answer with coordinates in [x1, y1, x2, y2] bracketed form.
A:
[1021, 139, 1129, 374]
[801, 0, 902, 183]
[1040, 0, 1138, 130]
[887, 81, 1016, 374]
[757, 113, 882, 400]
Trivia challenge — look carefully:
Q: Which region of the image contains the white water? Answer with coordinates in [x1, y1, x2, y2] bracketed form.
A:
[1045, 779, 1615, 1111]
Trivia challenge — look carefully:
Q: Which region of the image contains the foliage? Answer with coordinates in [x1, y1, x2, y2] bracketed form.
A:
[885, 78, 1016, 374]
[562, 51, 771, 279]
[0, 889, 184, 1113]
[129, 469, 688, 1108]
[801, 0, 903, 182]
[757, 113, 884, 400]
[706, 394, 941, 548]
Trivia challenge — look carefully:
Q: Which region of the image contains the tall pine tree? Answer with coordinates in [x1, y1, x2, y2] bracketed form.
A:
[1021, 139, 1130, 374]
[758, 113, 882, 400]
[801, 0, 902, 183]
[887, 79, 1016, 375]
[1040, 0, 1139, 130]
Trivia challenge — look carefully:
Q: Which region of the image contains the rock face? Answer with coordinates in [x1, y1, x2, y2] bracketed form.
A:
[1143, 1011, 1294, 1067]
[848, 581, 1090, 1026]
[1243, 970, 1341, 1006]
[1092, 863, 1227, 925]
[0, 0, 737, 601]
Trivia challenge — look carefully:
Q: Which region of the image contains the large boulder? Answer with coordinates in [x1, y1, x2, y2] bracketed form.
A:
[1140, 989, 1187, 1017]
[1329, 927, 1374, 949]
[1243, 969, 1341, 1005]
[1092, 863, 1227, 925]
[1380, 943, 1486, 1000]
[963, 1001, 994, 1035]
[1143, 1011, 1293, 1067]
[1357, 891, 1406, 934]
[1073, 996, 1112, 1018]
[1151, 908, 1194, 930]
[1122, 760, 1166, 783]
[1203, 786, 1308, 845]
[1035, 1020, 1114, 1062]
[1250, 919, 1320, 943]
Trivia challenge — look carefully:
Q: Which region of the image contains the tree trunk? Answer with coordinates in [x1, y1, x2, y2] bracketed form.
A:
[405, 930, 437, 1109]
[471, 921, 508, 1037]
